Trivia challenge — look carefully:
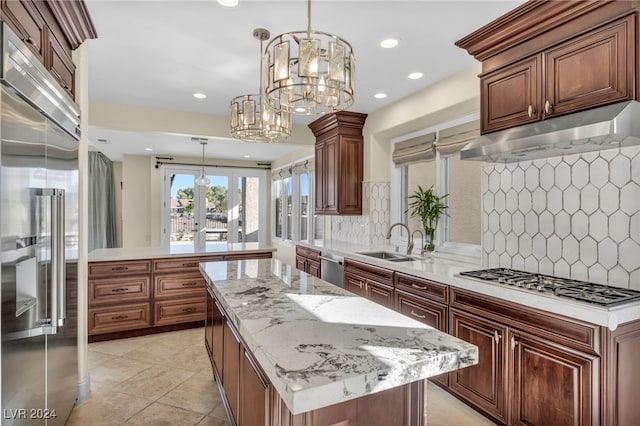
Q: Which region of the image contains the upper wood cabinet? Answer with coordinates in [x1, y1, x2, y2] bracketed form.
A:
[309, 111, 367, 215]
[457, 1, 639, 134]
[0, 0, 97, 99]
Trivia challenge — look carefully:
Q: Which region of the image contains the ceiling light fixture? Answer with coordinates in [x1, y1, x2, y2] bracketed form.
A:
[193, 93, 207, 99]
[145, 148, 153, 151]
[230, 28, 291, 143]
[216, 0, 238, 7]
[374, 93, 387, 99]
[380, 38, 399, 49]
[195, 141, 211, 186]
[408, 72, 423, 80]
[264, 0, 355, 115]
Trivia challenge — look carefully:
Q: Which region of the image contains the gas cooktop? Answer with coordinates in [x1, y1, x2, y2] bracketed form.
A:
[459, 268, 640, 307]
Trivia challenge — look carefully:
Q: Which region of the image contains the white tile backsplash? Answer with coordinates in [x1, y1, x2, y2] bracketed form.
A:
[331, 182, 390, 246]
[482, 145, 640, 290]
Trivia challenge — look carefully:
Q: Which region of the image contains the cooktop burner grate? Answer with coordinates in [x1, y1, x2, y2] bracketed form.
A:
[459, 268, 640, 307]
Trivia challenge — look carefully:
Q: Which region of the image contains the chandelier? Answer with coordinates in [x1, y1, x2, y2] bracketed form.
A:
[264, 0, 355, 115]
[195, 141, 211, 186]
[230, 28, 291, 143]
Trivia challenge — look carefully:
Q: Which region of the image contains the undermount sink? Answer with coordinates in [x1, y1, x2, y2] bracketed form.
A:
[358, 251, 415, 262]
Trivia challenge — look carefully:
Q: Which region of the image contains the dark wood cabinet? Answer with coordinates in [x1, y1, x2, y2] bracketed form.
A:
[510, 331, 596, 426]
[240, 349, 269, 426]
[449, 308, 508, 425]
[205, 287, 214, 360]
[344, 259, 394, 307]
[365, 280, 394, 309]
[223, 319, 241, 423]
[0, 0, 96, 99]
[309, 111, 367, 215]
[457, 2, 639, 134]
[295, 245, 321, 278]
[212, 299, 225, 377]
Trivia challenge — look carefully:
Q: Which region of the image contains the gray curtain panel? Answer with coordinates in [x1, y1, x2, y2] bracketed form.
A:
[88, 151, 116, 251]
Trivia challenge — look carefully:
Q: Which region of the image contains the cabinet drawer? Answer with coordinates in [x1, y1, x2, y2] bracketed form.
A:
[395, 272, 448, 304]
[295, 245, 320, 261]
[366, 281, 394, 309]
[396, 290, 447, 332]
[225, 252, 272, 261]
[154, 274, 206, 299]
[88, 303, 151, 335]
[153, 256, 223, 274]
[154, 298, 206, 327]
[344, 259, 393, 286]
[89, 276, 150, 306]
[89, 260, 152, 277]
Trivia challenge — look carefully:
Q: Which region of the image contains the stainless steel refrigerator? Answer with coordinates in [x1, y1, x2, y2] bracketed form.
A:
[0, 23, 80, 425]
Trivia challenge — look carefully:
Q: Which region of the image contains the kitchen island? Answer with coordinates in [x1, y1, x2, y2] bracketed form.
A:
[201, 258, 478, 426]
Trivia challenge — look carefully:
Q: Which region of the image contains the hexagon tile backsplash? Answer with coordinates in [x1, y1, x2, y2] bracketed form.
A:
[482, 145, 640, 290]
[332, 182, 390, 246]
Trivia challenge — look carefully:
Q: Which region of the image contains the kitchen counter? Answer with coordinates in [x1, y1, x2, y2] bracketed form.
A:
[88, 242, 275, 262]
[300, 240, 640, 330]
[200, 258, 478, 415]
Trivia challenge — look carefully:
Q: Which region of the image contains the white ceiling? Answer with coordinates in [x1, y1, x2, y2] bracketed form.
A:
[86, 0, 524, 162]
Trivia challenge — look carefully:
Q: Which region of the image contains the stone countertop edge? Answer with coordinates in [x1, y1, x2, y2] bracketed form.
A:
[87, 243, 276, 262]
[297, 241, 640, 330]
[200, 259, 479, 415]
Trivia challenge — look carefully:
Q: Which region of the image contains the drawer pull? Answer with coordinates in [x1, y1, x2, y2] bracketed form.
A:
[183, 262, 198, 267]
[111, 288, 129, 293]
[111, 266, 129, 271]
[411, 283, 427, 290]
[410, 310, 426, 319]
[182, 307, 197, 314]
[181, 282, 199, 287]
[112, 315, 129, 320]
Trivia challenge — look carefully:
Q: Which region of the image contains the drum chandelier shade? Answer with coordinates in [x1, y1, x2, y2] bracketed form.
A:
[265, 0, 355, 115]
[230, 28, 292, 143]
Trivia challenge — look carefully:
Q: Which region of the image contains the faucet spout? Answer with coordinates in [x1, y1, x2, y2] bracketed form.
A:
[386, 222, 413, 255]
[411, 229, 426, 256]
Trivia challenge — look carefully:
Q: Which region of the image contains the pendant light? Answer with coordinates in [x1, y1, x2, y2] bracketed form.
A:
[230, 28, 292, 143]
[264, 0, 355, 115]
[195, 141, 211, 186]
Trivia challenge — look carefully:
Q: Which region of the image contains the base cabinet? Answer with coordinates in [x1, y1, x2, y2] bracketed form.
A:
[223, 320, 241, 423]
[295, 245, 321, 278]
[239, 349, 268, 426]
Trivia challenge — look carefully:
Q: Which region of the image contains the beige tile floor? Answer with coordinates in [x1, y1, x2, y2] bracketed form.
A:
[68, 328, 496, 426]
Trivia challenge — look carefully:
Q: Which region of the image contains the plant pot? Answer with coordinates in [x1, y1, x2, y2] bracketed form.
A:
[424, 228, 435, 252]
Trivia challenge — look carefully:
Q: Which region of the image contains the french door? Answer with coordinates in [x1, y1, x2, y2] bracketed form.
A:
[162, 166, 267, 247]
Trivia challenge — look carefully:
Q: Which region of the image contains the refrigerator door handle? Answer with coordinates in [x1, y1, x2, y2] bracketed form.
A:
[40, 188, 66, 329]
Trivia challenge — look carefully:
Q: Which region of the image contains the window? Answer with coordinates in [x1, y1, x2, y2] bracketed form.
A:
[391, 114, 481, 257]
[162, 166, 267, 247]
[272, 158, 323, 244]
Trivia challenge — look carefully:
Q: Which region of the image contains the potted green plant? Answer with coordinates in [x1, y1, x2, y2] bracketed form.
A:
[408, 185, 449, 252]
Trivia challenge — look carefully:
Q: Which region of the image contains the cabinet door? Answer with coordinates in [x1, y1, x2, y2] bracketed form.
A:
[223, 320, 241, 423]
[307, 259, 321, 278]
[337, 135, 363, 214]
[344, 273, 366, 297]
[47, 32, 75, 98]
[544, 16, 635, 119]
[212, 300, 225, 376]
[240, 349, 269, 426]
[205, 288, 214, 359]
[481, 55, 541, 133]
[323, 135, 339, 214]
[511, 332, 596, 426]
[449, 309, 507, 425]
[365, 280, 394, 309]
[314, 142, 325, 214]
[295, 255, 307, 273]
[1, 0, 45, 61]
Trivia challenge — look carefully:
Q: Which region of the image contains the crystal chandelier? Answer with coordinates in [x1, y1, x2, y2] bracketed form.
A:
[230, 28, 292, 143]
[195, 141, 211, 186]
[264, 0, 355, 115]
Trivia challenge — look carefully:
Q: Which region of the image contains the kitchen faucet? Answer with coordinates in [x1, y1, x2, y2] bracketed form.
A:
[411, 229, 427, 256]
[385, 222, 413, 255]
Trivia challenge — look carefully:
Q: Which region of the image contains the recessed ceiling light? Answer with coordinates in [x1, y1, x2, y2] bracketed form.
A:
[408, 72, 424, 80]
[217, 0, 238, 7]
[193, 93, 207, 99]
[295, 107, 307, 113]
[374, 93, 387, 99]
[380, 38, 399, 49]
[145, 148, 153, 151]
[243, 155, 251, 158]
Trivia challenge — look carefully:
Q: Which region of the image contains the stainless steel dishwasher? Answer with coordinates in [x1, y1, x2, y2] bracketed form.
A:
[319, 252, 344, 288]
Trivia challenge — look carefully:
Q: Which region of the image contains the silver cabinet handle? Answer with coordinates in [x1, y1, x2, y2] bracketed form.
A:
[511, 336, 517, 350]
[494, 330, 501, 343]
[410, 310, 426, 319]
[527, 105, 536, 118]
[544, 100, 553, 114]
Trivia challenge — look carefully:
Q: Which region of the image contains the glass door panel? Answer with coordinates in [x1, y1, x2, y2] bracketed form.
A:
[168, 172, 198, 245]
[237, 176, 261, 242]
[204, 175, 229, 243]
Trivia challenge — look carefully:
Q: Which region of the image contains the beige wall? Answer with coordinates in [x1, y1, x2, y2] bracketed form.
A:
[112, 161, 123, 247]
[121, 155, 152, 247]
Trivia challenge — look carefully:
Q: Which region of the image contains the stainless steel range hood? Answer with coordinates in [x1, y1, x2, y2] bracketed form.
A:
[460, 101, 640, 162]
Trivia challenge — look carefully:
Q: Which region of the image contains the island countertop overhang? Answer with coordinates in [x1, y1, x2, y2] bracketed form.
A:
[200, 258, 478, 415]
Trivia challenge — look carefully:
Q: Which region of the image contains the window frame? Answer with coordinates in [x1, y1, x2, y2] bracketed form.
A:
[390, 113, 481, 258]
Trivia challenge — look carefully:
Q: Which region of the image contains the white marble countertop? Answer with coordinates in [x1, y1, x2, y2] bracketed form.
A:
[200, 259, 478, 415]
[300, 240, 640, 331]
[88, 242, 276, 262]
